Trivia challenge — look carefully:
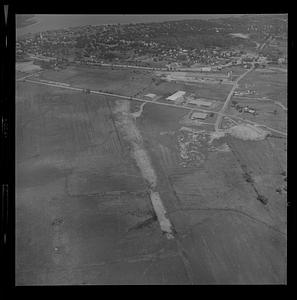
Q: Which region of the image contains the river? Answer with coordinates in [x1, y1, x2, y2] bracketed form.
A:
[16, 14, 244, 37]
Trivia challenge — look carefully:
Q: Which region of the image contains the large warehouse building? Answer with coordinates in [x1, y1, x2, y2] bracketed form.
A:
[166, 91, 186, 102]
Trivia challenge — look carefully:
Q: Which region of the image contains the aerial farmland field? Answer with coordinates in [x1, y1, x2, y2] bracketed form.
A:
[15, 13, 287, 286]
[239, 69, 287, 105]
[15, 61, 287, 284]
[136, 103, 286, 283]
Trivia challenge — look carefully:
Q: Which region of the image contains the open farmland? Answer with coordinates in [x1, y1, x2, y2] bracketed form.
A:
[226, 67, 287, 134]
[135, 102, 286, 283]
[17, 81, 196, 284]
[226, 137, 287, 229]
[227, 99, 287, 133]
[38, 66, 154, 97]
[13, 12, 289, 286]
[16, 61, 42, 73]
[16, 71, 30, 80]
[14, 12, 289, 285]
[16, 60, 287, 284]
[239, 69, 287, 106]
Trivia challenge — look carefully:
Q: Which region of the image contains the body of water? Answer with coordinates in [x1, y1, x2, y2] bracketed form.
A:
[16, 14, 244, 37]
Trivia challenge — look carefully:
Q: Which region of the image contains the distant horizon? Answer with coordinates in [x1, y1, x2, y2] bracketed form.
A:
[17, 14, 246, 37]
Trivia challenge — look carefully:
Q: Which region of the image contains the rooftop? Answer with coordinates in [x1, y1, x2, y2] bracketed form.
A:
[166, 91, 186, 101]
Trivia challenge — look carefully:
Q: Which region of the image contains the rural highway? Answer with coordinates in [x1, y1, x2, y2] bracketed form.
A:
[214, 64, 255, 131]
[23, 78, 287, 137]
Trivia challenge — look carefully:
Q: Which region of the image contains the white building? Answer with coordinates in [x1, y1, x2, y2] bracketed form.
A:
[166, 91, 186, 102]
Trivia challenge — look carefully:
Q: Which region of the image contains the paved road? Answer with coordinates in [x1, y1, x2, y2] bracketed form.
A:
[23, 78, 287, 137]
[214, 65, 255, 131]
[216, 36, 273, 133]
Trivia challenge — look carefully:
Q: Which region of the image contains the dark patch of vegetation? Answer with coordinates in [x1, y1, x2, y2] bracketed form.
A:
[257, 195, 269, 205]
[243, 172, 254, 184]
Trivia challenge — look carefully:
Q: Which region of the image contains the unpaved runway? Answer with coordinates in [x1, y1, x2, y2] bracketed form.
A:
[113, 100, 174, 239]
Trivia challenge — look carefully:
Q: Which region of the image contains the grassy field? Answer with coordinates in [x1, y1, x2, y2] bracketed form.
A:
[227, 137, 287, 230]
[38, 66, 231, 102]
[227, 68, 287, 133]
[16, 64, 287, 284]
[38, 66, 153, 97]
[137, 101, 286, 283]
[16, 71, 29, 79]
[239, 69, 287, 106]
[227, 99, 287, 133]
[16, 81, 193, 284]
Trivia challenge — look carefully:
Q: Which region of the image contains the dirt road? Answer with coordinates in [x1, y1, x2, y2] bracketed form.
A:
[215, 65, 255, 131]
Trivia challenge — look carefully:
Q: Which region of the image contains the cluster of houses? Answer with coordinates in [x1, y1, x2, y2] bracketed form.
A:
[232, 102, 257, 115]
[17, 21, 264, 70]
